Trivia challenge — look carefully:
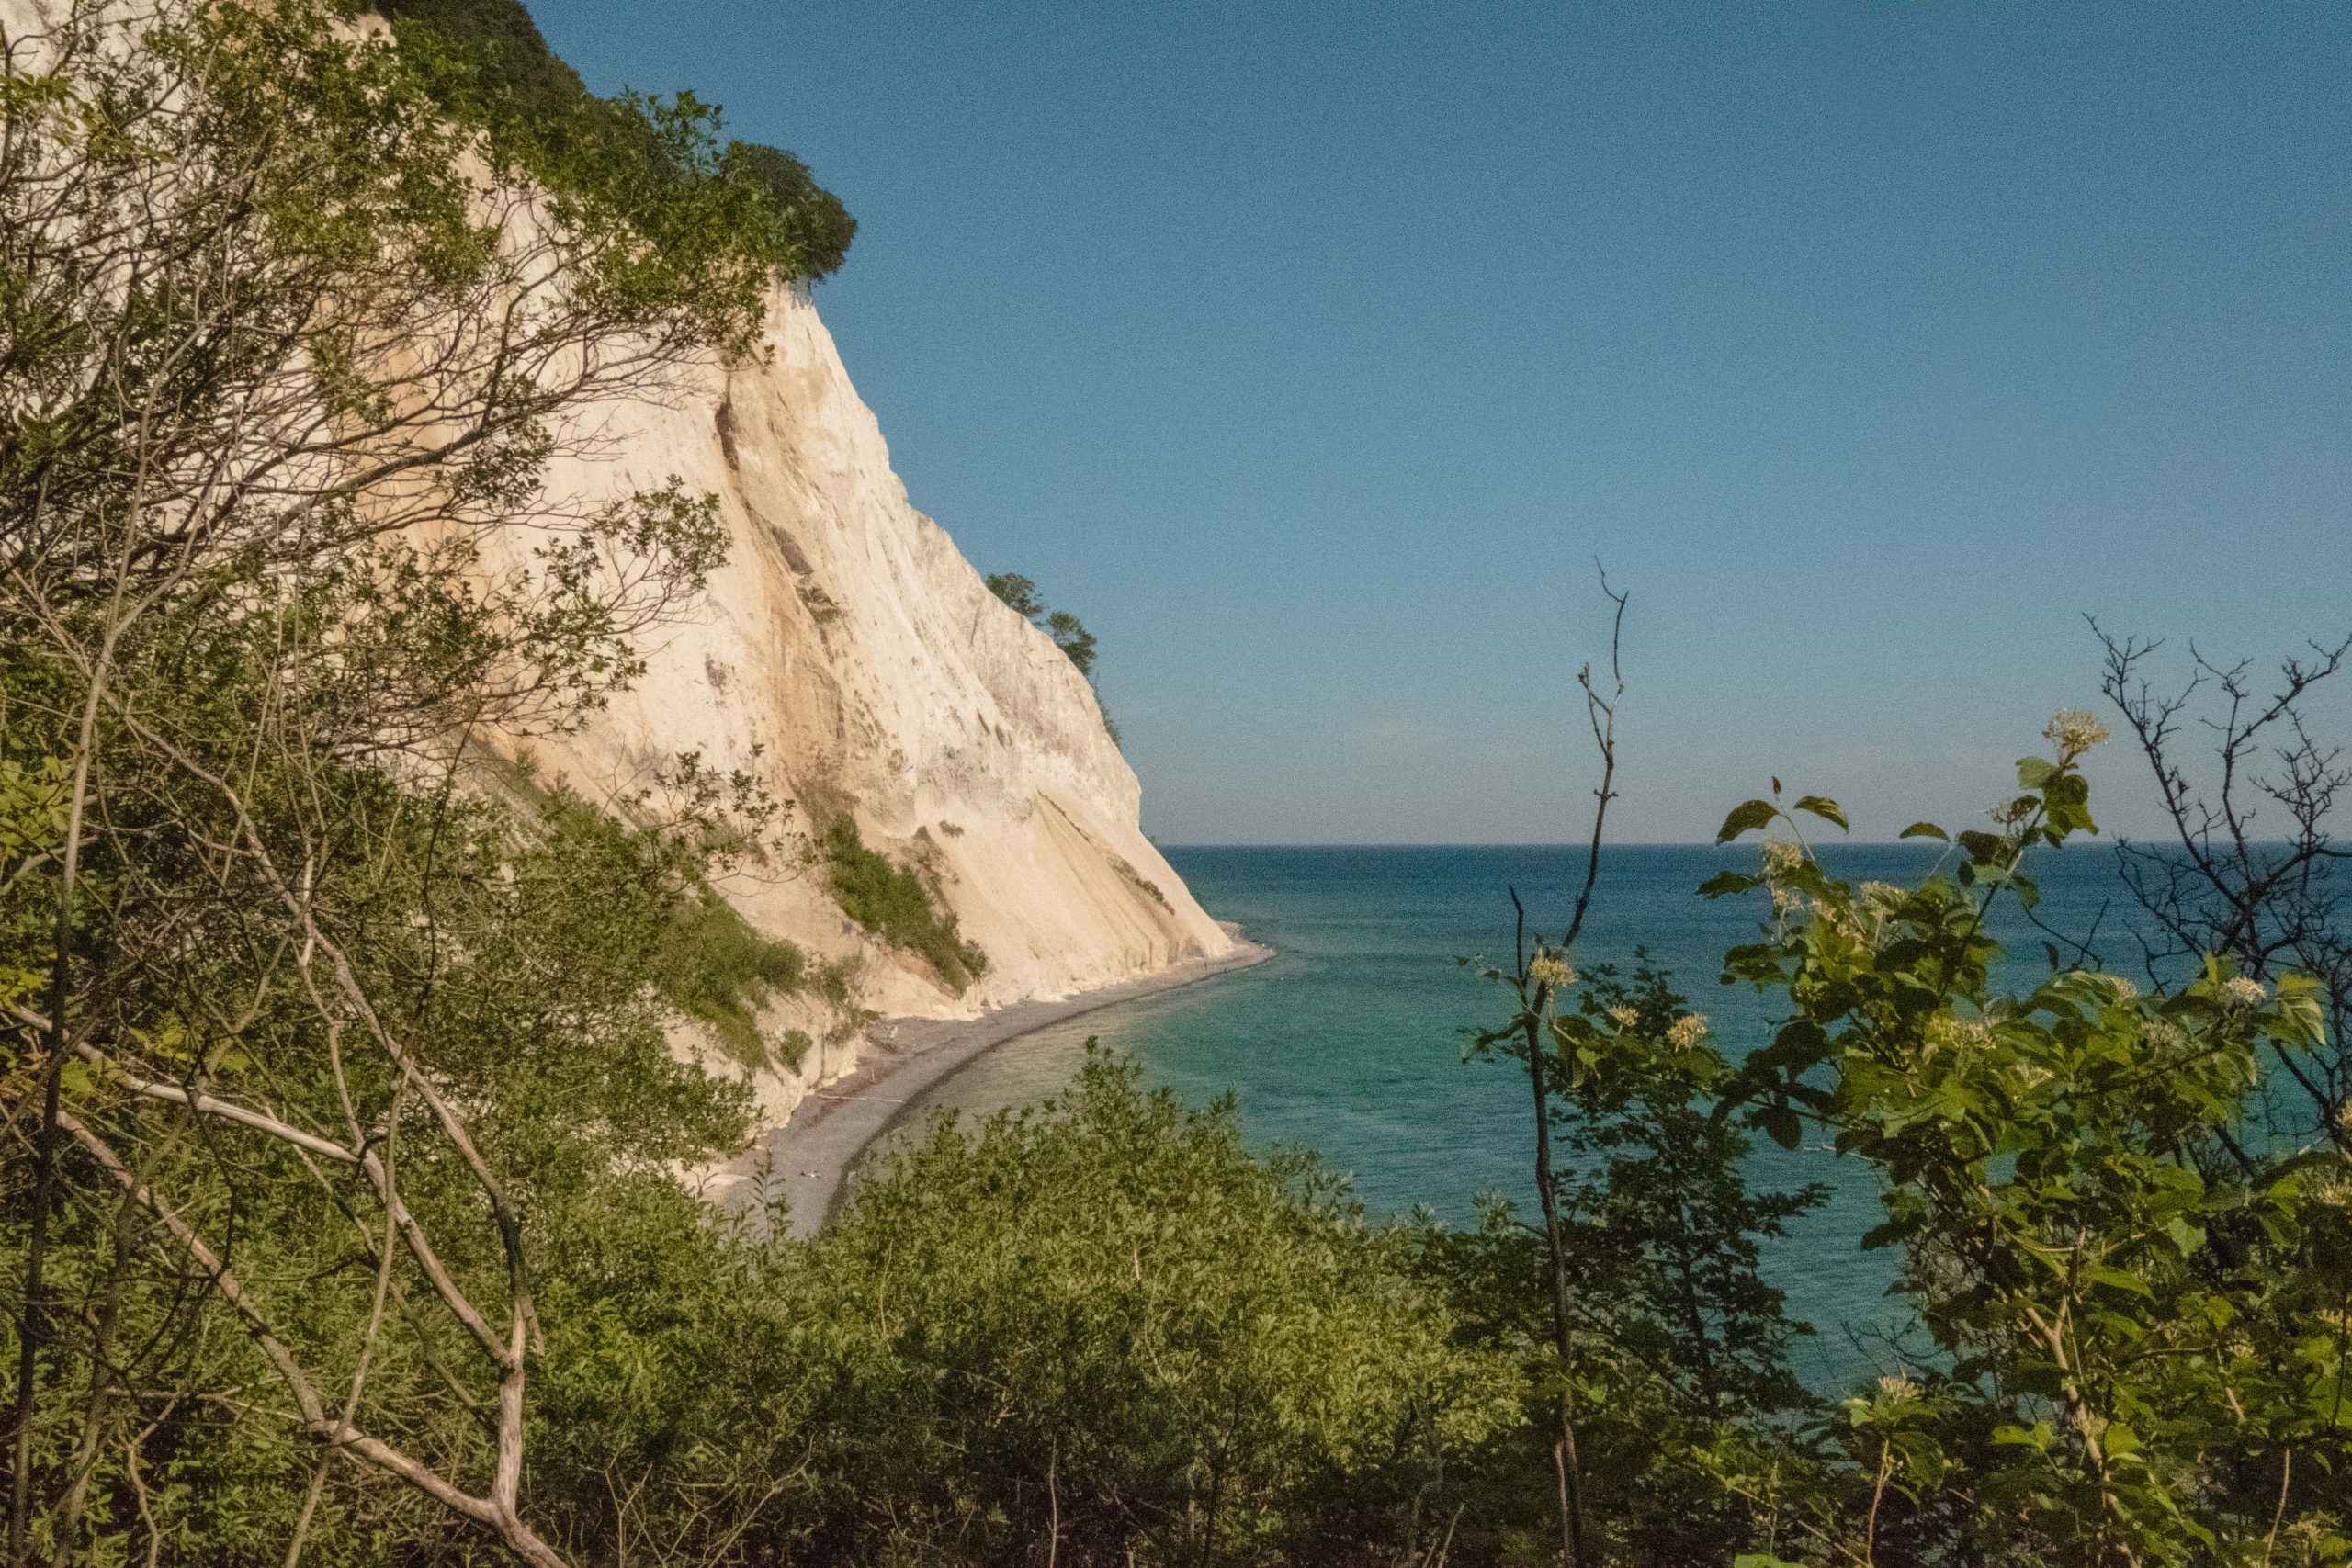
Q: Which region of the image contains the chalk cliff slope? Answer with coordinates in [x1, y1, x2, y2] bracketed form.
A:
[516, 284, 1232, 1046]
[0, 0, 1226, 1111]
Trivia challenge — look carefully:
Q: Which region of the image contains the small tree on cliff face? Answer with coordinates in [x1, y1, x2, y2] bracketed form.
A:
[989, 573, 1114, 737]
[988, 575, 1101, 677]
[1046, 610, 1098, 678]
[986, 572, 1046, 621]
[0, 1, 803, 1559]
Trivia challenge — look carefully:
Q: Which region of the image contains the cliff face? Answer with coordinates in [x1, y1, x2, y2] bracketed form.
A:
[512, 285, 1231, 1068]
[6, 0, 1226, 1117]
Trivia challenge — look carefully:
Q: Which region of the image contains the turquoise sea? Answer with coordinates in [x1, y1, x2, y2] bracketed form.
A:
[899, 843, 2160, 1392]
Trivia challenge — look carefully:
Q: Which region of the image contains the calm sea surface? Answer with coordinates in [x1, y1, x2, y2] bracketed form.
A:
[895, 843, 2158, 1391]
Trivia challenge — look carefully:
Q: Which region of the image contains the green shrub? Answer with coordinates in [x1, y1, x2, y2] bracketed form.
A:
[781, 1051, 1521, 1562]
[983, 570, 1043, 619]
[659, 888, 808, 1067]
[372, 0, 583, 115]
[374, 0, 854, 285]
[988, 572, 1120, 742]
[724, 141, 857, 280]
[820, 818, 987, 990]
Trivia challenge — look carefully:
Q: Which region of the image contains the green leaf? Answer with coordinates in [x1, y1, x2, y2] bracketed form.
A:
[1957, 829, 2006, 865]
[1860, 1216, 1918, 1251]
[2041, 773, 2097, 838]
[1791, 795, 1848, 831]
[1900, 821, 1949, 841]
[1697, 870, 1762, 898]
[2017, 756, 2057, 789]
[1758, 1105, 1803, 1151]
[2274, 970, 2328, 1048]
[1716, 798, 1778, 843]
[2085, 1263, 2154, 1300]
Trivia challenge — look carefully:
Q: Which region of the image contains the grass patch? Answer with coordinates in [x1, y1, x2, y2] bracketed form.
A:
[659, 890, 808, 1069]
[819, 818, 987, 992]
[1113, 856, 1171, 912]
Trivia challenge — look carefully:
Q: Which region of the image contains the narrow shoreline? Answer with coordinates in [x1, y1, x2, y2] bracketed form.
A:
[725, 925, 1274, 1236]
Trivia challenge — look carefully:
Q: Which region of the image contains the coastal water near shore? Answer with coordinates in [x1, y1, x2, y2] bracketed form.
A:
[879, 841, 2167, 1386]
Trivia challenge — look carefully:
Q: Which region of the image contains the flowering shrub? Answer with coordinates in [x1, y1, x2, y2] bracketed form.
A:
[1699, 722, 2336, 1564]
[1465, 714, 2343, 1566]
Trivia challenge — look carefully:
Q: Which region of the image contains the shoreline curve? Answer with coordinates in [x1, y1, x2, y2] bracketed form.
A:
[726, 924, 1274, 1237]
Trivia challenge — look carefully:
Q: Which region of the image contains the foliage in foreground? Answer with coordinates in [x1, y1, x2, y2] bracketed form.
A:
[9, 0, 2352, 1560]
[773, 1055, 1523, 1563]
[0, 0, 834, 1558]
[1466, 716, 2350, 1568]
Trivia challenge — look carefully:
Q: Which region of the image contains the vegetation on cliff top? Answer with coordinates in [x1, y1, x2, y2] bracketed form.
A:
[374, 0, 856, 288]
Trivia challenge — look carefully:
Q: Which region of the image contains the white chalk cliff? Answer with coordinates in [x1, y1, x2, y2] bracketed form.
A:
[1, 0, 1228, 1121]
[513, 284, 1233, 1111]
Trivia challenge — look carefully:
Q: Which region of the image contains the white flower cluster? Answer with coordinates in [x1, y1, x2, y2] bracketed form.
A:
[1875, 1375, 1922, 1403]
[2103, 974, 2140, 1002]
[1924, 1016, 1995, 1056]
[1760, 839, 1804, 880]
[2044, 707, 2111, 759]
[1528, 951, 1577, 991]
[1607, 1004, 1639, 1029]
[2222, 976, 2268, 1008]
[1666, 1013, 1711, 1051]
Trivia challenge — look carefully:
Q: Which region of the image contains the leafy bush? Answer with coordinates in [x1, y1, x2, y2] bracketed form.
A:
[375, 0, 854, 288]
[724, 141, 857, 280]
[658, 888, 808, 1067]
[777, 1052, 1522, 1562]
[1456, 718, 2352, 1567]
[451, 1053, 1527, 1566]
[820, 818, 987, 990]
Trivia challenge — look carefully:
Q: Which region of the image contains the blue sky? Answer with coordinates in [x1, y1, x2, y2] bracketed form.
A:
[529, 0, 2350, 843]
